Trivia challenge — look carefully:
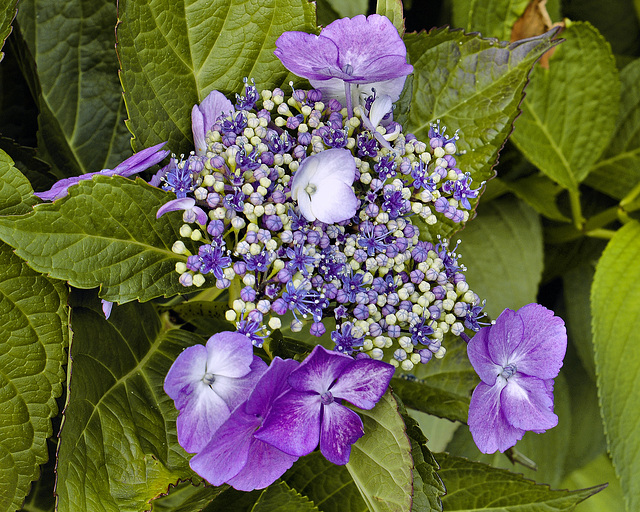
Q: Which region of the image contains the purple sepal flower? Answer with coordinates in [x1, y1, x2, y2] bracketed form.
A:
[35, 142, 169, 201]
[254, 345, 394, 465]
[164, 332, 268, 453]
[156, 197, 208, 225]
[192, 91, 234, 156]
[101, 300, 113, 319]
[274, 15, 413, 105]
[189, 357, 299, 491]
[467, 304, 567, 454]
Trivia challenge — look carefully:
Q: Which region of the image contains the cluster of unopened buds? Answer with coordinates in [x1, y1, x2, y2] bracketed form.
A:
[155, 78, 486, 370]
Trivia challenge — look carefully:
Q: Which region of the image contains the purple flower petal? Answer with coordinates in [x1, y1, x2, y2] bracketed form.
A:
[192, 91, 234, 156]
[501, 374, 558, 431]
[487, 308, 524, 366]
[467, 326, 500, 386]
[468, 381, 525, 454]
[330, 359, 394, 410]
[205, 331, 256, 378]
[287, 345, 354, 394]
[312, 181, 358, 223]
[274, 32, 344, 81]
[254, 390, 321, 457]
[509, 304, 567, 379]
[211, 356, 268, 410]
[319, 403, 364, 465]
[101, 300, 113, 320]
[244, 357, 300, 416]
[164, 344, 208, 408]
[156, 197, 196, 219]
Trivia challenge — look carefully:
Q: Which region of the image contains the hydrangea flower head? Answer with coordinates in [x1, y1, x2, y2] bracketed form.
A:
[189, 357, 300, 491]
[467, 304, 567, 454]
[163, 331, 267, 453]
[254, 345, 395, 465]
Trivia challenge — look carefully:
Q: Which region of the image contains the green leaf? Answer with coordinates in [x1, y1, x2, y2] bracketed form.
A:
[452, 0, 531, 41]
[283, 452, 367, 512]
[251, 481, 319, 512]
[561, 454, 625, 512]
[506, 174, 570, 222]
[511, 22, 620, 191]
[16, 0, 131, 176]
[116, 0, 316, 153]
[591, 220, 640, 512]
[159, 300, 234, 336]
[376, 0, 405, 36]
[586, 58, 640, 200]
[345, 391, 413, 512]
[0, 176, 194, 303]
[457, 195, 543, 319]
[0, 138, 57, 194]
[404, 26, 561, 188]
[0, 148, 37, 215]
[393, 335, 478, 423]
[0, 241, 68, 512]
[150, 481, 226, 512]
[322, 0, 367, 19]
[0, 0, 17, 62]
[56, 291, 205, 512]
[435, 452, 606, 511]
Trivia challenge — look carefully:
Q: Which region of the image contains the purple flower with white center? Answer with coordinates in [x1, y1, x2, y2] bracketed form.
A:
[331, 322, 364, 354]
[187, 243, 231, 278]
[410, 316, 434, 346]
[235, 77, 260, 111]
[382, 188, 409, 219]
[192, 91, 234, 156]
[281, 280, 328, 322]
[340, 270, 366, 302]
[244, 251, 272, 273]
[465, 301, 488, 331]
[236, 316, 268, 347]
[254, 345, 395, 464]
[467, 304, 567, 454]
[274, 15, 413, 115]
[163, 332, 268, 453]
[35, 142, 169, 201]
[189, 357, 300, 491]
[290, 148, 358, 224]
[285, 245, 315, 275]
[442, 173, 481, 210]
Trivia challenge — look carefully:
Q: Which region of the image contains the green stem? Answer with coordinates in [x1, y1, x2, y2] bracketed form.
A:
[585, 228, 616, 240]
[569, 188, 585, 230]
[583, 206, 619, 231]
[620, 180, 640, 208]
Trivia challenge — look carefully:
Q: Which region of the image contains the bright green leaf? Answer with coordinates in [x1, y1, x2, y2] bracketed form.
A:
[435, 452, 606, 511]
[56, 291, 205, 512]
[506, 174, 570, 222]
[452, 0, 531, 41]
[0, 176, 194, 303]
[0, 241, 68, 512]
[404, 26, 561, 190]
[586, 57, 640, 200]
[457, 195, 543, 319]
[150, 481, 227, 512]
[16, 0, 131, 176]
[561, 454, 625, 512]
[116, 0, 316, 153]
[283, 452, 367, 512]
[393, 335, 478, 423]
[251, 481, 319, 512]
[0, 0, 17, 62]
[591, 220, 640, 512]
[511, 22, 619, 191]
[322, 0, 367, 19]
[346, 391, 413, 512]
[376, 0, 405, 36]
[0, 148, 37, 215]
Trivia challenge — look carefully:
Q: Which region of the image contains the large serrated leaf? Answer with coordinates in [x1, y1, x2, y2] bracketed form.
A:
[56, 292, 205, 512]
[0, 176, 193, 303]
[434, 452, 605, 511]
[0, 148, 37, 215]
[586, 57, 640, 200]
[251, 481, 319, 512]
[452, 0, 531, 41]
[346, 391, 413, 512]
[16, 0, 131, 177]
[511, 22, 619, 191]
[283, 452, 366, 512]
[457, 195, 543, 319]
[0, 241, 68, 512]
[404, 26, 560, 186]
[116, 0, 316, 153]
[591, 220, 640, 512]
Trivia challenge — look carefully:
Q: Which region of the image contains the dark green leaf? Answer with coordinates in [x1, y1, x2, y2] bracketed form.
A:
[591, 220, 640, 512]
[586, 57, 640, 200]
[56, 291, 205, 511]
[404, 26, 561, 189]
[0, 138, 56, 194]
[0, 0, 17, 61]
[283, 452, 366, 512]
[0, 148, 37, 215]
[393, 335, 478, 423]
[506, 174, 570, 222]
[345, 391, 413, 512]
[321, 0, 367, 19]
[457, 195, 543, 319]
[0, 241, 68, 512]
[150, 481, 226, 512]
[159, 300, 234, 337]
[16, 0, 131, 176]
[511, 22, 619, 191]
[116, 0, 317, 153]
[17, 438, 56, 512]
[251, 481, 319, 512]
[0, 176, 195, 303]
[452, 0, 530, 41]
[435, 452, 605, 511]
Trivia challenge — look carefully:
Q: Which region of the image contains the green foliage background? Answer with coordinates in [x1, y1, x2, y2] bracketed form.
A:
[0, 0, 638, 510]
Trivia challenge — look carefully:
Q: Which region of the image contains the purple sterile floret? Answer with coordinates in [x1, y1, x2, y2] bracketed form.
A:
[163, 331, 267, 453]
[254, 345, 394, 465]
[466, 304, 567, 454]
[189, 357, 300, 491]
[192, 91, 234, 156]
[35, 142, 169, 201]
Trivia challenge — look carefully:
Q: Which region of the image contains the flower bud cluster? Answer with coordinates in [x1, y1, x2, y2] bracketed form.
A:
[157, 80, 485, 368]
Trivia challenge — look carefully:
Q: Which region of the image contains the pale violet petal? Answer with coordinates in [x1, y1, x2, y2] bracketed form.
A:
[311, 180, 358, 224]
[156, 197, 196, 219]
